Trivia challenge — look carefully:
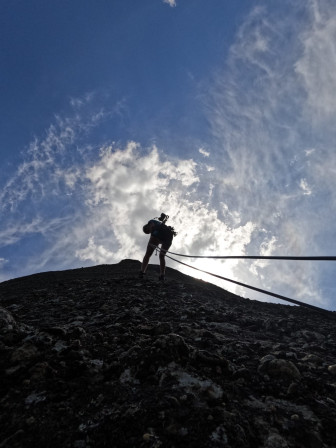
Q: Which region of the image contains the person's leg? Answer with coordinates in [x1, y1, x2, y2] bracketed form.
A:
[159, 242, 171, 276]
[141, 237, 160, 273]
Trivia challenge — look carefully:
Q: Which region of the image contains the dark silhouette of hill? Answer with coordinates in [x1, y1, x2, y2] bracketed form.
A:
[0, 259, 336, 447]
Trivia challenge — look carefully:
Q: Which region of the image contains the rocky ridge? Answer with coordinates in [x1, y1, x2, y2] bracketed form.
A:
[0, 259, 336, 447]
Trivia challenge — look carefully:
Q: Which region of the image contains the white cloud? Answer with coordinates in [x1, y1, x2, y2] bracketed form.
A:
[85, 143, 199, 207]
[199, 147, 210, 157]
[304, 148, 315, 157]
[299, 178, 312, 196]
[260, 235, 277, 257]
[76, 236, 116, 264]
[163, 0, 176, 7]
[80, 142, 254, 284]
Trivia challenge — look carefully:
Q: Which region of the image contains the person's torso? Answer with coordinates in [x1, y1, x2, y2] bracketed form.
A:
[149, 220, 173, 242]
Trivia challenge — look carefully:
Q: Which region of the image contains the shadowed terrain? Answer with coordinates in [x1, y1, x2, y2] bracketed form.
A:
[0, 259, 336, 447]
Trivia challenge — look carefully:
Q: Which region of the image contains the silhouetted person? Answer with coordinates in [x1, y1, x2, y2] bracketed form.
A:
[140, 214, 176, 281]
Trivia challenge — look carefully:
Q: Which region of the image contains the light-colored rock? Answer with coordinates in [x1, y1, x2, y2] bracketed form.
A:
[264, 433, 289, 448]
[0, 307, 16, 331]
[328, 365, 336, 375]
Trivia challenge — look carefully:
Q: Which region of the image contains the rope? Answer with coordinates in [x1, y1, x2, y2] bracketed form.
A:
[164, 253, 332, 315]
[150, 244, 333, 315]
[163, 250, 336, 261]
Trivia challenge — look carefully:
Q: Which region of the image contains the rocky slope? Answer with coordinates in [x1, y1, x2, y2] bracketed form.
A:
[0, 259, 336, 448]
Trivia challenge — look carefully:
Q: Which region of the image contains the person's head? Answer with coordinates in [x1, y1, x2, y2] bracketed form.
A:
[143, 223, 151, 234]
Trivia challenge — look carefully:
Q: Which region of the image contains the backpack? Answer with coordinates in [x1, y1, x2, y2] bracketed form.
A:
[155, 213, 178, 237]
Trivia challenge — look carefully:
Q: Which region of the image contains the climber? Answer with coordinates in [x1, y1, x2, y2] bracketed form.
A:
[139, 214, 177, 281]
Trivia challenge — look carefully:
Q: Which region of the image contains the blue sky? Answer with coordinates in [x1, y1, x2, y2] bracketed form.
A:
[1, 0, 336, 310]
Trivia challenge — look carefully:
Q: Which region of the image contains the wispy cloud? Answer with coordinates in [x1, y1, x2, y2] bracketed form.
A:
[0, 117, 89, 213]
[203, 0, 336, 307]
[0, 217, 44, 247]
[295, 0, 336, 119]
